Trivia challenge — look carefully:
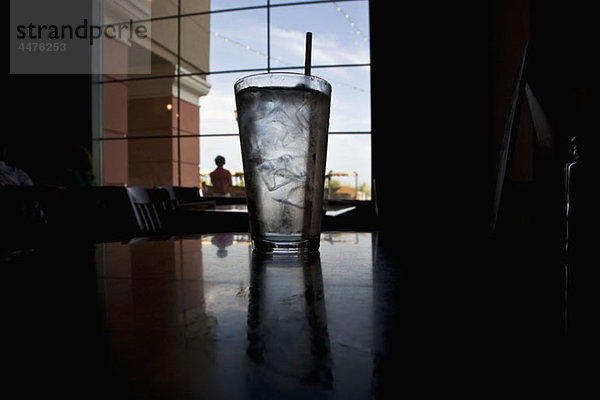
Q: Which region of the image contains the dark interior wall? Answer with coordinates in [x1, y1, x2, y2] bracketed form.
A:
[370, 1, 493, 238]
[369, 2, 593, 387]
[527, 0, 595, 353]
[6, 74, 92, 186]
[370, 0, 590, 237]
[7, 0, 93, 186]
[489, 0, 532, 183]
[529, 0, 591, 155]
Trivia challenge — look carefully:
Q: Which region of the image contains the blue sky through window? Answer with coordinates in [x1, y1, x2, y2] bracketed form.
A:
[199, 1, 371, 192]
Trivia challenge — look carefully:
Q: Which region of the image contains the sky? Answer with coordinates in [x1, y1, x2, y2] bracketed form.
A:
[198, 0, 371, 189]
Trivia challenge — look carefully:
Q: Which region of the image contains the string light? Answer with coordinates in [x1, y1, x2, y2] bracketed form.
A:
[332, 1, 368, 42]
[208, 5, 370, 93]
[211, 28, 368, 92]
[212, 29, 286, 64]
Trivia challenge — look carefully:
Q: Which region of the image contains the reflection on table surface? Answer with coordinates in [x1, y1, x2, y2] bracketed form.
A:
[95, 232, 377, 399]
[10, 229, 566, 396]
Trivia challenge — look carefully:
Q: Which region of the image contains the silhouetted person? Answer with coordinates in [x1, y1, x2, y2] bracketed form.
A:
[1, 145, 44, 241]
[0, 145, 33, 186]
[209, 155, 232, 196]
[57, 144, 95, 188]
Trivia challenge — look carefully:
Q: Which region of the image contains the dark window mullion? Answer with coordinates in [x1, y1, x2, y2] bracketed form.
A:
[98, 64, 371, 85]
[95, 131, 372, 141]
[176, 0, 182, 186]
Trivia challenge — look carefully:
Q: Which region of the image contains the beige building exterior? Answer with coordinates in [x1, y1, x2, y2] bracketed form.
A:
[100, 0, 211, 187]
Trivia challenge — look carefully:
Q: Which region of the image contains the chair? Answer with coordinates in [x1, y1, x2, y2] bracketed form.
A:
[0, 185, 51, 250]
[159, 185, 203, 207]
[173, 186, 203, 205]
[159, 185, 179, 210]
[70, 186, 140, 242]
[1, 185, 142, 244]
[126, 186, 173, 236]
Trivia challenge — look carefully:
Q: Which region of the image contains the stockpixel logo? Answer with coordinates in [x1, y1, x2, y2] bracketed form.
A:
[10, 0, 151, 74]
[15, 19, 149, 46]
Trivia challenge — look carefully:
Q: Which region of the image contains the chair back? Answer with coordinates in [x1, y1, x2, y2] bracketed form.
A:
[158, 185, 179, 209]
[173, 186, 202, 204]
[76, 186, 140, 241]
[126, 186, 172, 235]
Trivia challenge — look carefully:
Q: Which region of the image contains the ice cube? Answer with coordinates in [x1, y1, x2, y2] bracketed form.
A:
[273, 184, 305, 209]
[257, 153, 305, 192]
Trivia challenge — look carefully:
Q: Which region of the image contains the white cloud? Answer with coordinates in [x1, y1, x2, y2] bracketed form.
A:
[200, 91, 238, 133]
[269, 26, 369, 67]
[198, 10, 372, 184]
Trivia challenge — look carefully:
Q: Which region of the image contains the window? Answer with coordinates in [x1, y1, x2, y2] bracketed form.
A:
[94, 0, 371, 200]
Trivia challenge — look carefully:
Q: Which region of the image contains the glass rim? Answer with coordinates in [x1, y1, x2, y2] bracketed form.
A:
[234, 72, 331, 96]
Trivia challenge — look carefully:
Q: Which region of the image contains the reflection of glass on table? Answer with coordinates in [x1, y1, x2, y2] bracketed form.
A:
[247, 252, 332, 388]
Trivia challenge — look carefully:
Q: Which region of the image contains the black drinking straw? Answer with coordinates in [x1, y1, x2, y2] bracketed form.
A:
[304, 32, 312, 76]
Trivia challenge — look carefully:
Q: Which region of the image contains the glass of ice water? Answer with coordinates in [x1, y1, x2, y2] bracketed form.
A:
[235, 73, 332, 253]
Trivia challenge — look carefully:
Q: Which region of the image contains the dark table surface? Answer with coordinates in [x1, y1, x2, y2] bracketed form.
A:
[97, 232, 375, 399]
[6, 230, 582, 398]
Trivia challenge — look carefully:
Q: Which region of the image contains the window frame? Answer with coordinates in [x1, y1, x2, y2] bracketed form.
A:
[93, 0, 372, 201]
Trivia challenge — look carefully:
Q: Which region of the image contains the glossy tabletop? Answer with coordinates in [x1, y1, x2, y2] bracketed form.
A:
[95, 232, 378, 399]
[7, 229, 573, 397]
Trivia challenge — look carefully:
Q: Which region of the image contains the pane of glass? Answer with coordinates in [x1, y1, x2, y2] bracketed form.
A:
[200, 136, 245, 197]
[147, 0, 179, 19]
[315, 66, 371, 132]
[101, 75, 208, 140]
[209, 0, 266, 11]
[270, 1, 370, 68]
[200, 71, 249, 134]
[181, 0, 211, 15]
[325, 134, 371, 200]
[270, 0, 318, 4]
[177, 137, 202, 188]
[147, 17, 179, 76]
[100, 74, 203, 187]
[130, 137, 175, 187]
[102, 80, 129, 140]
[100, 17, 177, 80]
[199, 135, 371, 200]
[180, 14, 210, 74]
[100, 0, 155, 77]
[100, 138, 129, 186]
[209, 8, 267, 72]
[101, 136, 202, 188]
[101, 137, 179, 187]
[172, 76, 203, 138]
[96, 0, 371, 200]
[101, 77, 178, 139]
